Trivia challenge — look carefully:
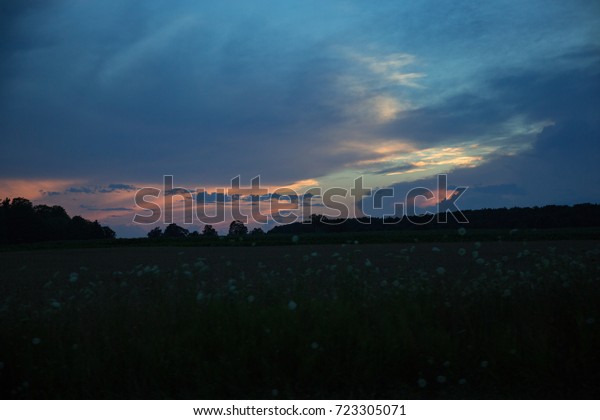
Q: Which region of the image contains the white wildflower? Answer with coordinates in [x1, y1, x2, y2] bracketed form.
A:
[288, 300, 298, 311]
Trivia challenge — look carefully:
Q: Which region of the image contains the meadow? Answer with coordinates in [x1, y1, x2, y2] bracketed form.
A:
[1, 231, 599, 399]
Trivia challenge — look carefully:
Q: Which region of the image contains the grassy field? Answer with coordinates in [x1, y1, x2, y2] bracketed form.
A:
[1, 234, 599, 398]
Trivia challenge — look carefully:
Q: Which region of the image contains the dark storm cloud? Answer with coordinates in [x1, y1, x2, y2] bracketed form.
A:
[80, 204, 131, 212]
[1, 0, 599, 202]
[65, 187, 95, 194]
[377, 47, 600, 148]
[64, 184, 138, 194]
[41, 191, 61, 197]
[364, 52, 600, 214]
[98, 184, 137, 193]
[369, 164, 418, 175]
[0, 1, 362, 185]
[469, 184, 525, 196]
[164, 188, 193, 197]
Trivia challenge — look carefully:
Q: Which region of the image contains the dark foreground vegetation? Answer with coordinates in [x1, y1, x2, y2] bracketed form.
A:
[1, 198, 599, 399]
[1, 239, 599, 399]
[2, 198, 600, 247]
[271, 203, 600, 234]
[0, 198, 115, 244]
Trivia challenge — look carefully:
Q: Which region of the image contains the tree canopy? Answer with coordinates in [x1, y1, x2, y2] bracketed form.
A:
[0, 197, 115, 244]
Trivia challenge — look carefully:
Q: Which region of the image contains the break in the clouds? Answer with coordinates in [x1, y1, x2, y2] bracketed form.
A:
[0, 0, 599, 235]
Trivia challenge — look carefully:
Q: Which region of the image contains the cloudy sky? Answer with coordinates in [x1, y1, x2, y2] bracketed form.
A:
[1, 0, 599, 236]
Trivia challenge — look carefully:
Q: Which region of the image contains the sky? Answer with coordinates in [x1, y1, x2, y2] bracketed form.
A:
[1, 0, 599, 236]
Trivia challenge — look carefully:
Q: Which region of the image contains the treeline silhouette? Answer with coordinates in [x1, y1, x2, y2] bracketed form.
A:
[147, 221, 264, 239]
[0, 197, 115, 244]
[270, 203, 600, 234]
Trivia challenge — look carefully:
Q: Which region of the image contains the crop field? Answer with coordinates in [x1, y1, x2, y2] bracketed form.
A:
[1, 236, 599, 399]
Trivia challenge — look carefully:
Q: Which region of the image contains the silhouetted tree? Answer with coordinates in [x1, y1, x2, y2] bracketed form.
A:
[7, 197, 37, 242]
[202, 224, 218, 237]
[147, 227, 163, 239]
[67, 216, 106, 240]
[0, 197, 116, 243]
[34, 204, 71, 240]
[228, 220, 248, 237]
[102, 226, 116, 239]
[250, 227, 265, 236]
[163, 223, 189, 238]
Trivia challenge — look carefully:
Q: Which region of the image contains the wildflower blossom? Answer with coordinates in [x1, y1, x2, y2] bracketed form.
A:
[436, 267, 446, 276]
[417, 378, 427, 388]
[32, 338, 41, 345]
[69, 272, 78, 283]
[288, 300, 298, 311]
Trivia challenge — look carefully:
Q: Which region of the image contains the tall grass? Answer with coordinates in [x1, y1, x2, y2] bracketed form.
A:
[1, 241, 599, 398]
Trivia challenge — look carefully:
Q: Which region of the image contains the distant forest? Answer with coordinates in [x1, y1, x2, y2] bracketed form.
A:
[0, 197, 115, 244]
[270, 203, 600, 234]
[2, 198, 599, 245]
